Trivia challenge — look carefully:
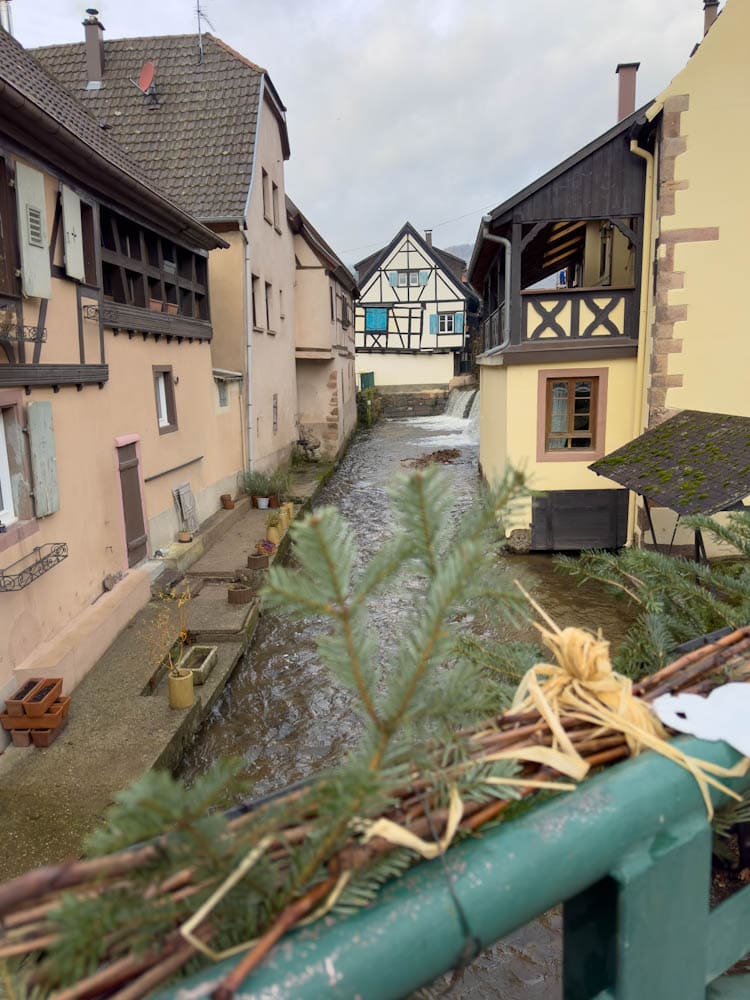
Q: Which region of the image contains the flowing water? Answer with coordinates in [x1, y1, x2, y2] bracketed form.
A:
[179, 391, 637, 998]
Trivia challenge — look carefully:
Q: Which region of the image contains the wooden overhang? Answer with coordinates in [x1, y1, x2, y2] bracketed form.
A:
[590, 409, 750, 515]
[468, 104, 653, 290]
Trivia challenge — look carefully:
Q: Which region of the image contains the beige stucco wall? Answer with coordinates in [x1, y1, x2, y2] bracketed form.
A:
[356, 351, 454, 387]
[0, 156, 243, 709]
[206, 230, 246, 375]
[649, 0, 748, 419]
[479, 355, 638, 529]
[244, 91, 298, 472]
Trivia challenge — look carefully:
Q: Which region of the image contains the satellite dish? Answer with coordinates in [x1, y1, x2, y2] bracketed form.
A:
[136, 60, 155, 93]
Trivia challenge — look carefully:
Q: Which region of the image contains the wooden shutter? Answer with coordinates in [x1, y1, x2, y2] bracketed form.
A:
[386, 271, 397, 286]
[365, 308, 387, 331]
[429, 314, 438, 334]
[0, 159, 19, 296]
[27, 401, 59, 517]
[15, 163, 51, 299]
[61, 185, 85, 282]
[454, 312, 464, 333]
[418, 270, 429, 285]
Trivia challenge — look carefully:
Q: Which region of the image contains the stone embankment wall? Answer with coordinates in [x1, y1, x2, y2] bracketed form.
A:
[378, 389, 449, 419]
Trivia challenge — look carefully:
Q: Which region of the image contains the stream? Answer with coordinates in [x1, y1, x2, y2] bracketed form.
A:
[179, 392, 636, 998]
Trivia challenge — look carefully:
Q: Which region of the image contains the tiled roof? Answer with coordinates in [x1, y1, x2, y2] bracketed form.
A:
[33, 33, 270, 221]
[590, 409, 750, 515]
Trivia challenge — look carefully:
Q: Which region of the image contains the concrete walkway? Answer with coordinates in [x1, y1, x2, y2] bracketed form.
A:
[0, 461, 333, 882]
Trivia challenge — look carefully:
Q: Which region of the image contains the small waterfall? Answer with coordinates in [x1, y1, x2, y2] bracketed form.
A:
[444, 388, 477, 418]
[466, 389, 480, 424]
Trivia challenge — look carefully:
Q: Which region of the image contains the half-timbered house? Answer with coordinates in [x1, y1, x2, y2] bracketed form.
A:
[354, 223, 476, 388]
[34, 15, 298, 473]
[0, 30, 242, 730]
[469, 67, 650, 552]
[286, 196, 358, 459]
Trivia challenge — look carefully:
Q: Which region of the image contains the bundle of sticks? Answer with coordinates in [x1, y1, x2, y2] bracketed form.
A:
[1, 625, 749, 1000]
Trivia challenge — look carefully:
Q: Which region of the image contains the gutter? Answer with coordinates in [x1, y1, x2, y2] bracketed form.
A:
[240, 226, 256, 471]
[476, 218, 511, 359]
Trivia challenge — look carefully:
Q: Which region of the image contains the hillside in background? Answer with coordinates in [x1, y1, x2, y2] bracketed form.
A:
[444, 243, 472, 263]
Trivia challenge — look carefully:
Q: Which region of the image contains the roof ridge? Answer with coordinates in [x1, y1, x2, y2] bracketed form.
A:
[208, 35, 266, 74]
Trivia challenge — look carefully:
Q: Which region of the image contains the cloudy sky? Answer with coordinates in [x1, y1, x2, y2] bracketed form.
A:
[13, 0, 706, 262]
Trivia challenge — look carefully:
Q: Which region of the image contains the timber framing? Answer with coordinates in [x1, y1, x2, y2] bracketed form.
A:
[0, 363, 108, 391]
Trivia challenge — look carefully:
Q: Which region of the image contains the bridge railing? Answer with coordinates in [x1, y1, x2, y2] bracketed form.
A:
[167, 736, 750, 1000]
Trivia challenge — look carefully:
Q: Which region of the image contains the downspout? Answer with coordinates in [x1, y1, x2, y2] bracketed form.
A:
[479, 217, 511, 356]
[241, 227, 256, 471]
[627, 136, 656, 546]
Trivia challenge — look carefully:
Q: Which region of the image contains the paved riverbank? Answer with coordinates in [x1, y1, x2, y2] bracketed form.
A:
[0, 461, 333, 882]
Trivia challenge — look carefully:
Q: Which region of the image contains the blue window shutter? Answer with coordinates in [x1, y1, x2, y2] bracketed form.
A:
[429, 314, 438, 334]
[27, 401, 59, 517]
[366, 308, 387, 331]
[418, 270, 429, 286]
[386, 271, 398, 287]
[454, 312, 464, 333]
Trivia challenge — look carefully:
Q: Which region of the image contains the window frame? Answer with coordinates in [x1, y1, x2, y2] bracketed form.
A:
[536, 368, 608, 462]
[438, 313, 455, 334]
[272, 181, 280, 232]
[408, 270, 419, 287]
[262, 169, 272, 225]
[251, 274, 262, 330]
[153, 365, 178, 435]
[279, 287, 285, 320]
[264, 281, 274, 333]
[217, 380, 228, 408]
[0, 412, 16, 527]
[0, 157, 20, 297]
[397, 271, 408, 287]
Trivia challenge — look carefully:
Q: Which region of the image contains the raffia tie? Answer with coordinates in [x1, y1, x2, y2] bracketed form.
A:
[506, 583, 749, 819]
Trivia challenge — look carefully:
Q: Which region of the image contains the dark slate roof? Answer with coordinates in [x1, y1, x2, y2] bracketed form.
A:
[286, 195, 358, 295]
[32, 33, 287, 221]
[590, 410, 750, 515]
[354, 222, 476, 302]
[0, 28, 221, 249]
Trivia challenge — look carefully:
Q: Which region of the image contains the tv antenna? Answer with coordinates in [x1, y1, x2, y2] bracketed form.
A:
[196, 0, 215, 64]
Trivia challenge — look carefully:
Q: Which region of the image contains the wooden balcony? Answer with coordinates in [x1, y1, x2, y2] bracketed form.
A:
[101, 303, 212, 342]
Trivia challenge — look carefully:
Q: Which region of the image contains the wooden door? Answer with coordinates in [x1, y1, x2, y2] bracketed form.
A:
[117, 443, 147, 566]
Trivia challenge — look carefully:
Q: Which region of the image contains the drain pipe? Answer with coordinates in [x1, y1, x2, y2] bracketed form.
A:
[241, 227, 256, 471]
[480, 215, 511, 356]
[627, 135, 656, 547]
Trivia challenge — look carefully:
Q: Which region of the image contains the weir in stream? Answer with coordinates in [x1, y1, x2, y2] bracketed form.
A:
[179, 391, 636, 998]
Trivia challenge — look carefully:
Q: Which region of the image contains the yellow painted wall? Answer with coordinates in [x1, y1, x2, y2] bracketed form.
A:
[355, 351, 454, 387]
[207, 230, 246, 374]
[479, 355, 638, 528]
[652, 0, 749, 417]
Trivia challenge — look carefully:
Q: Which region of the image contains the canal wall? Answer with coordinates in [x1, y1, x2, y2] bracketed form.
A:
[377, 386, 449, 418]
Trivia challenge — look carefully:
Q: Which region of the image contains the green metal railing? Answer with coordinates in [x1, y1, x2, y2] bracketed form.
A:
[164, 736, 750, 999]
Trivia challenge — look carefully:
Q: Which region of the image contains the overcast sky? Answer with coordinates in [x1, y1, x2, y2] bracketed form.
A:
[13, 0, 706, 262]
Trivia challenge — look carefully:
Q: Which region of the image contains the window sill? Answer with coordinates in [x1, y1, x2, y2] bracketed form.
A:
[158, 423, 178, 436]
[253, 326, 265, 334]
[274, 225, 282, 235]
[0, 518, 39, 556]
[537, 448, 603, 464]
[264, 214, 274, 226]
[267, 329, 277, 337]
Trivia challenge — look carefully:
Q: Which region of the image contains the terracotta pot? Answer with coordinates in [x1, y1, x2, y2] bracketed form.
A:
[228, 584, 253, 605]
[269, 494, 280, 509]
[168, 669, 194, 709]
[31, 722, 66, 748]
[165, 302, 179, 315]
[2, 701, 65, 731]
[24, 679, 63, 718]
[11, 729, 32, 748]
[177, 531, 193, 543]
[247, 553, 269, 570]
[220, 494, 235, 510]
[4, 678, 42, 716]
[266, 525, 281, 545]
[148, 298, 162, 313]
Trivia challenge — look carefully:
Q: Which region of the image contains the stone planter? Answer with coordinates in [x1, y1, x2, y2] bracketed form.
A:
[4, 678, 41, 716]
[178, 645, 217, 686]
[247, 552, 269, 570]
[228, 584, 253, 605]
[168, 669, 194, 709]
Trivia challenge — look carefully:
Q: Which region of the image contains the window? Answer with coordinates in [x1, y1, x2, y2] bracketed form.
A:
[0, 158, 19, 296]
[438, 313, 455, 333]
[408, 271, 419, 286]
[265, 282, 273, 332]
[391, 270, 428, 288]
[251, 274, 261, 329]
[279, 287, 285, 320]
[341, 297, 351, 329]
[0, 415, 16, 527]
[330, 285, 335, 321]
[217, 380, 228, 407]
[272, 182, 280, 230]
[397, 272, 408, 287]
[262, 169, 271, 224]
[272, 393, 278, 434]
[537, 368, 607, 461]
[153, 366, 177, 434]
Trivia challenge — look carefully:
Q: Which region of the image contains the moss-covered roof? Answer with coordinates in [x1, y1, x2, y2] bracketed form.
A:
[590, 409, 750, 514]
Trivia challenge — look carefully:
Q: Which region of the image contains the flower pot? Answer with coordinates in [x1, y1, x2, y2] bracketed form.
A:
[1, 701, 65, 731]
[177, 531, 193, 543]
[168, 669, 194, 709]
[220, 494, 235, 510]
[278, 510, 290, 532]
[4, 678, 42, 716]
[269, 494, 280, 509]
[266, 525, 281, 545]
[228, 584, 253, 605]
[247, 553, 269, 570]
[256, 496, 270, 510]
[148, 298, 163, 313]
[24, 678, 63, 718]
[282, 501, 295, 522]
[177, 645, 217, 686]
[11, 729, 32, 748]
[31, 724, 66, 748]
[165, 302, 179, 315]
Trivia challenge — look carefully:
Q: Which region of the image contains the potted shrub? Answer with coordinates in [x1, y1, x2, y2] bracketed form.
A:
[247, 539, 276, 570]
[242, 471, 273, 509]
[266, 511, 281, 545]
[269, 469, 290, 508]
[166, 589, 194, 709]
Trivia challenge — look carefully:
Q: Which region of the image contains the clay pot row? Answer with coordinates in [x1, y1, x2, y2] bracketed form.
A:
[1, 696, 70, 733]
[3, 678, 63, 717]
[10, 724, 67, 748]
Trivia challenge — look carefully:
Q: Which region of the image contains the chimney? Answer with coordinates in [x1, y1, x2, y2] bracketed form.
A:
[615, 62, 640, 122]
[83, 8, 105, 87]
[424, 229, 433, 247]
[0, 1, 13, 35]
[704, 0, 719, 35]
